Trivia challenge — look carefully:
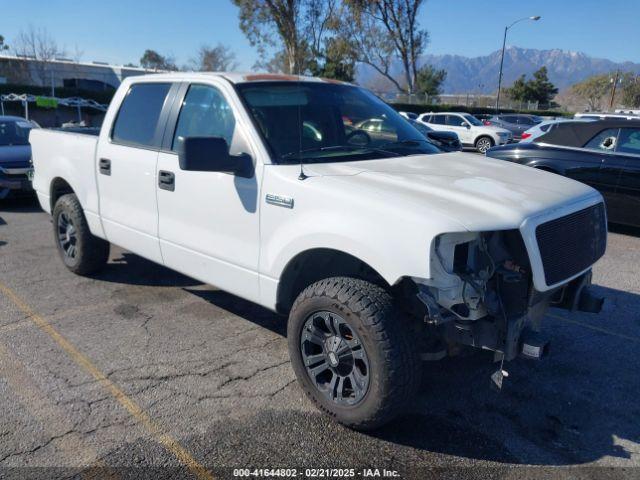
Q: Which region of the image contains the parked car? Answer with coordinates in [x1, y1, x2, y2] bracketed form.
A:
[417, 111, 512, 153]
[486, 114, 542, 141]
[31, 73, 606, 429]
[486, 119, 640, 227]
[408, 119, 462, 151]
[574, 112, 640, 121]
[520, 118, 593, 143]
[0, 116, 37, 200]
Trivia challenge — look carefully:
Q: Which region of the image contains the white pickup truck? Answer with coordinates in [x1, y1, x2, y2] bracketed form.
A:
[31, 73, 606, 430]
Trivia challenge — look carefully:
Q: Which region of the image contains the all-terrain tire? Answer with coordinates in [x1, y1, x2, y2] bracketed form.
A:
[288, 277, 420, 430]
[52, 193, 110, 275]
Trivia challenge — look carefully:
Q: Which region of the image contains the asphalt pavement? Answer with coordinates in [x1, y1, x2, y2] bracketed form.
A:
[0, 197, 639, 480]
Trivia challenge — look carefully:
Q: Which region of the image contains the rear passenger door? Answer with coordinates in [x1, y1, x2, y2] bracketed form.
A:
[96, 81, 177, 263]
[155, 81, 262, 304]
[611, 128, 640, 226]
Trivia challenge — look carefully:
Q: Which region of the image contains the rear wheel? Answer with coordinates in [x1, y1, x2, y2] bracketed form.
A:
[475, 136, 494, 154]
[288, 277, 420, 430]
[53, 194, 110, 275]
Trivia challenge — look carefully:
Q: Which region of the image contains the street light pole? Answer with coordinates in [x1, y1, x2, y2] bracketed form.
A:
[495, 16, 541, 112]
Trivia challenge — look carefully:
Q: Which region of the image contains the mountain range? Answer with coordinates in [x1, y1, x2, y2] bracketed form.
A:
[358, 46, 640, 94]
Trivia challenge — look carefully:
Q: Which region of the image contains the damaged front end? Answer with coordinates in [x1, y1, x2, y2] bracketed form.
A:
[408, 229, 603, 374]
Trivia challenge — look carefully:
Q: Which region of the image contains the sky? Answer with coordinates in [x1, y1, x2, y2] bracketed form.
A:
[2, 0, 639, 69]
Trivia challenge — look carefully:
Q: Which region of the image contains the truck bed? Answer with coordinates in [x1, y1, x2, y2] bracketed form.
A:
[30, 128, 103, 236]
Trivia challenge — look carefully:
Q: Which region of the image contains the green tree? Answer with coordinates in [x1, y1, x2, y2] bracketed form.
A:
[140, 49, 177, 71]
[506, 74, 529, 102]
[571, 74, 612, 111]
[415, 64, 446, 96]
[307, 37, 356, 82]
[526, 66, 558, 104]
[232, 0, 319, 74]
[0, 34, 8, 51]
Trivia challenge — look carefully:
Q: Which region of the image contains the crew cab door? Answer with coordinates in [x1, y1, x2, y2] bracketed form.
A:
[156, 81, 262, 303]
[96, 81, 177, 263]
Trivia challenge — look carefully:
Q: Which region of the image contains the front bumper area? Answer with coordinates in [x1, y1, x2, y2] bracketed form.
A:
[418, 270, 602, 362]
[0, 166, 33, 198]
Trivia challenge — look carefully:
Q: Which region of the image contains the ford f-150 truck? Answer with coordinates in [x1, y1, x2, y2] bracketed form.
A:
[31, 73, 606, 430]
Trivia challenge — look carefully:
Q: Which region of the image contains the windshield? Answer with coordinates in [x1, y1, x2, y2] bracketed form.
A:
[0, 120, 32, 146]
[462, 114, 483, 126]
[237, 82, 440, 163]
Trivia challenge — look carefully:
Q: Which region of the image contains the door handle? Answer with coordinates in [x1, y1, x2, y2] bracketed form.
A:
[158, 170, 175, 191]
[99, 158, 111, 176]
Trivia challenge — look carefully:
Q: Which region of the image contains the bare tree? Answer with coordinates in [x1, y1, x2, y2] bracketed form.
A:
[140, 49, 178, 71]
[189, 44, 239, 71]
[13, 26, 66, 86]
[342, 0, 428, 93]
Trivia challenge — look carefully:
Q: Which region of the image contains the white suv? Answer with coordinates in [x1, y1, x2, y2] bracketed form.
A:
[418, 112, 512, 153]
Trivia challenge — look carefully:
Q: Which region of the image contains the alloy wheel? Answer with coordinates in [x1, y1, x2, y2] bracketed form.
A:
[300, 310, 370, 406]
[57, 212, 78, 259]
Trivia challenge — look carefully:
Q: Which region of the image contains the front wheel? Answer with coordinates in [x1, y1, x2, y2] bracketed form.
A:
[288, 277, 420, 430]
[52, 194, 110, 275]
[475, 136, 494, 154]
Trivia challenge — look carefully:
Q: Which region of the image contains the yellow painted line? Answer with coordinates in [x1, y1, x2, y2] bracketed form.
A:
[0, 282, 214, 480]
[546, 313, 640, 343]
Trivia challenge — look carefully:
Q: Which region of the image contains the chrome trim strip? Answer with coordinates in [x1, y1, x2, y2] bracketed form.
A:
[0, 166, 33, 175]
[534, 142, 640, 159]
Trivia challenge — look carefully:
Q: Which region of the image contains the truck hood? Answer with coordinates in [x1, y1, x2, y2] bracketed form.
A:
[0, 144, 31, 166]
[303, 152, 599, 231]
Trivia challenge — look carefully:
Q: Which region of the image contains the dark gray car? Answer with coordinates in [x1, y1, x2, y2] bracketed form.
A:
[0, 116, 36, 199]
[487, 114, 542, 141]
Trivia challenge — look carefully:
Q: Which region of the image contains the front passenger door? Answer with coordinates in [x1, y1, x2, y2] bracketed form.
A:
[156, 82, 262, 303]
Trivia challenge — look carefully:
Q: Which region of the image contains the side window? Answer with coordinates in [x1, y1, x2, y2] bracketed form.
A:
[430, 115, 445, 125]
[172, 84, 236, 152]
[584, 128, 620, 152]
[616, 128, 640, 155]
[112, 83, 171, 147]
[445, 115, 464, 126]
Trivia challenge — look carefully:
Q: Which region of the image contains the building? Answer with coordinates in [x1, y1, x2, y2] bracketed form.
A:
[0, 54, 155, 92]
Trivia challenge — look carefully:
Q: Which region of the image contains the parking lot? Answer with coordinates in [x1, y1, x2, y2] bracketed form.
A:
[0, 197, 639, 479]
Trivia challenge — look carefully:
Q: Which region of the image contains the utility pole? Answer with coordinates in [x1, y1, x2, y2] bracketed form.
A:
[609, 70, 620, 111]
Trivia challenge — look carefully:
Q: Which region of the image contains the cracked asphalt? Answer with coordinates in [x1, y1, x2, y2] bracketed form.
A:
[0, 197, 639, 480]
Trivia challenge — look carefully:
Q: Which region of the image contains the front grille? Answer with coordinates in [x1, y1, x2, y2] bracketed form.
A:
[535, 203, 607, 285]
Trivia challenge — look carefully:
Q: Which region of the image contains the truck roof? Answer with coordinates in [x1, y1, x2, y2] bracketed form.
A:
[129, 72, 352, 86]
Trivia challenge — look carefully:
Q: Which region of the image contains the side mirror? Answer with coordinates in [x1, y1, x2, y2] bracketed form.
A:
[461, 122, 470, 129]
[179, 137, 253, 177]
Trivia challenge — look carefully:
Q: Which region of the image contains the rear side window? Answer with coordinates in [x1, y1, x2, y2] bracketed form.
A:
[445, 115, 464, 126]
[584, 128, 620, 151]
[430, 115, 445, 125]
[111, 83, 171, 148]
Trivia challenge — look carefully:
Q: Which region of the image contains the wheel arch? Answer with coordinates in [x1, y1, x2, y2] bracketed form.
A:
[275, 248, 390, 314]
[50, 177, 76, 212]
[474, 134, 495, 146]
